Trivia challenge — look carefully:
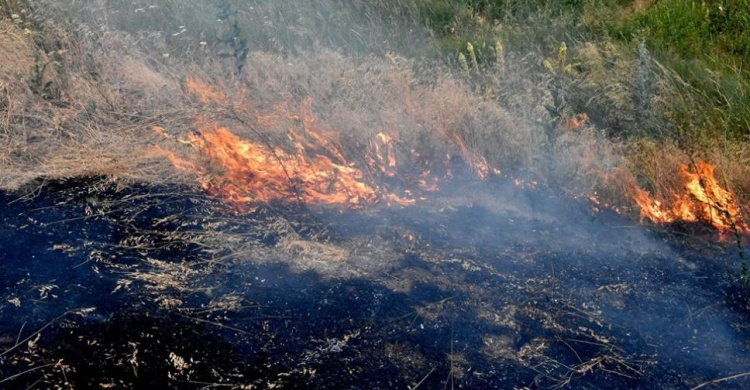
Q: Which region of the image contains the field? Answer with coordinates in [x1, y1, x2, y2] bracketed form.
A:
[0, 1, 748, 388]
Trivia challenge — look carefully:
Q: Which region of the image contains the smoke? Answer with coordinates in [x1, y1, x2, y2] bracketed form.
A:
[31, 0, 437, 58]
[1, 0, 632, 209]
[1, 2, 748, 388]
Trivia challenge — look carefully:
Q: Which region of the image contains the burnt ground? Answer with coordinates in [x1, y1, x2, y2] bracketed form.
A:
[0, 178, 748, 389]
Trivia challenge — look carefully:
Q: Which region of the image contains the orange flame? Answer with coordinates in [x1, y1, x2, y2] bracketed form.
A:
[185, 77, 226, 105]
[450, 134, 500, 180]
[157, 80, 419, 207]
[563, 113, 588, 131]
[157, 79, 507, 209]
[632, 161, 747, 232]
[367, 132, 398, 178]
[164, 80, 747, 234]
[173, 117, 391, 206]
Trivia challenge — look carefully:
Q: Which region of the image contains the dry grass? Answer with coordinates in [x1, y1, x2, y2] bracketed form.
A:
[0, 4, 747, 229]
[713, 145, 750, 212]
[0, 21, 34, 77]
[176, 46, 621, 200]
[0, 19, 195, 191]
[0, 1, 624, 204]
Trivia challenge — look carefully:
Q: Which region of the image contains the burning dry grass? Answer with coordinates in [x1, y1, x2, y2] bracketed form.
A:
[0, 12, 748, 237]
[154, 48, 625, 210]
[624, 140, 749, 233]
[2, 4, 749, 388]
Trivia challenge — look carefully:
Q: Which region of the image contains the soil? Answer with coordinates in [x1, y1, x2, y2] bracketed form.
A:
[0, 177, 748, 389]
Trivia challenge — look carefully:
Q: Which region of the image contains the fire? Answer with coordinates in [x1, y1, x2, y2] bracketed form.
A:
[157, 81, 748, 233]
[631, 161, 747, 232]
[563, 113, 588, 131]
[185, 77, 226, 105]
[588, 193, 622, 215]
[162, 81, 746, 233]
[159, 117, 389, 207]
[156, 78, 506, 209]
[417, 170, 440, 192]
[450, 134, 500, 180]
[367, 132, 398, 178]
[157, 80, 422, 208]
[513, 178, 538, 190]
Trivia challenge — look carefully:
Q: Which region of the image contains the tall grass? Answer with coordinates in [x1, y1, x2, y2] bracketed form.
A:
[396, 0, 749, 222]
[595, 0, 750, 141]
[1, 0, 748, 231]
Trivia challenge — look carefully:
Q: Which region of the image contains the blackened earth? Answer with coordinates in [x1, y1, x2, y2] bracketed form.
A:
[0, 178, 748, 389]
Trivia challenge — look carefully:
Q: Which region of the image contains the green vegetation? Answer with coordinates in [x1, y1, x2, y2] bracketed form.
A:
[614, 0, 749, 68]
[405, 0, 750, 220]
[407, 0, 750, 140]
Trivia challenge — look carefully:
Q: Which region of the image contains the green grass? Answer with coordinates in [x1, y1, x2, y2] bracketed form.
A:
[614, 0, 749, 69]
[600, 0, 750, 142]
[402, 0, 749, 141]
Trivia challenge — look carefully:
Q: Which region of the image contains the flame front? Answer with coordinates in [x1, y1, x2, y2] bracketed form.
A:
[632, 161, 748, 232]
[160, 81, 746, 233]
[155, 78, 505, 209]
[161, 117, 384, 207]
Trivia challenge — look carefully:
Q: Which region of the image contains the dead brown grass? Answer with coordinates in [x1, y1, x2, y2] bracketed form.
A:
[0, 25, 646, 217]
[0, 21, 34, 77]
[0, 20, 195, 191]
[0, 11, 746, 230]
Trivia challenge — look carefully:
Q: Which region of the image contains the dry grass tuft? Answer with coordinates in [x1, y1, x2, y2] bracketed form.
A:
[0, 21, 34, 80]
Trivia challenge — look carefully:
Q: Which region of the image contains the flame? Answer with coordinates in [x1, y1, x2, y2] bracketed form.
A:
[563, 113, 588, 131]
[418, 170, 440, 192]
[513, 178, 538, 190]
[163, 80, 747, 234]
[450, 134, 500, 180]
[159, 117, 390, 207]
[157, 78, 509, 209]
[185, 77, 226, 105]
[588, 193, 622, 215]
[159, 80, 419, 207]
[632, 161, 747, 232]
[368, 132, 398, 178]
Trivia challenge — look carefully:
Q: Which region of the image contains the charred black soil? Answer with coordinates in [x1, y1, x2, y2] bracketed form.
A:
[1, 178, 748, 389]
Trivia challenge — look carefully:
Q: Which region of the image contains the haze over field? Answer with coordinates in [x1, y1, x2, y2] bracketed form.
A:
[0, 1, 749, 389]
